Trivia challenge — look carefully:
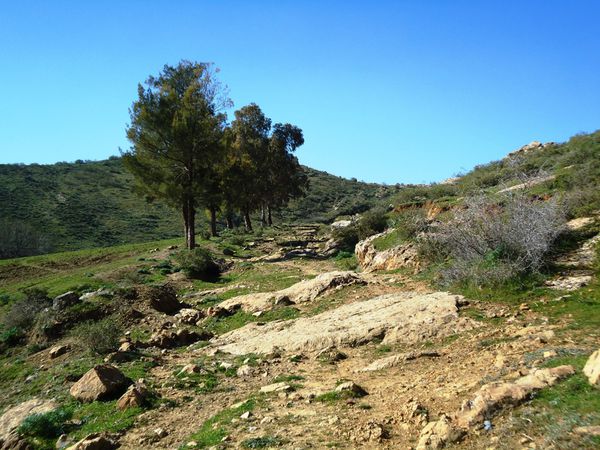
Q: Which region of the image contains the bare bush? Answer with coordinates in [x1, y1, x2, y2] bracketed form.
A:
[2, 288, 52, 331]
[71, 318, 122, 355]
[423, 189, 566, 285]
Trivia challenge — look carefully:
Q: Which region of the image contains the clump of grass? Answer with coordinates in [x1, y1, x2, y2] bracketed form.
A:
[71, 318, 122, 355]
[18, 407, 73, 440]
[173, 247, 221, 281]
[70, 400, 141, 440]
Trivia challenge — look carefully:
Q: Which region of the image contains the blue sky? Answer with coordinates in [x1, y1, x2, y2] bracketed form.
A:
[0, 1, 599, 184]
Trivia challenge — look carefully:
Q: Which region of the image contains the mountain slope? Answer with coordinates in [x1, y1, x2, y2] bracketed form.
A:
[0, 158, 396, 258]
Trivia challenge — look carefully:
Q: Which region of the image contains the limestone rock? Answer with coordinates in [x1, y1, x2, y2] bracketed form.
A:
[69, 365, 130, 402]
[456, 365, 574, 429]
[355, 230, 418, 273]
[65, 434, 116, 450]
[359, 351, 440, 372]
[583, 349, 600, 386]
[417, 415, 465, 450]
[149, 329, 212, 349]
[53, 291, 80, 310]
[260, 382, 292, 393]
[573, 425, 600, 436]
[175, 308, 204, 325]
[218, 271, 365, 313]
[334, 381, 367, 397]
[0, 398, 57, 444]
[210, 292, 476, 355]
[49, 344, 70, 359]
[117, 381, 150, 410]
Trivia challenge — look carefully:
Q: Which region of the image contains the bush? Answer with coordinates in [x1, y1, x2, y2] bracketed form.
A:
[2, 288, 51, 331]
[18, 407, 73, 439]
[331, 209, 389, 253]
[71, 318, 122, 355]
[173, 247, 221, 280]
[423, 192, 566, 286]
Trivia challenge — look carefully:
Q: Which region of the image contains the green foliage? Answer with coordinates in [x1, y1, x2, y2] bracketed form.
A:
[70, 400, 141, 440]
[333, 252, 358, 270]
[71, 319, 122, 355]
[173, 247, 221, 280]
[332, 208, 388, 252]
[18, 407, 73, 439]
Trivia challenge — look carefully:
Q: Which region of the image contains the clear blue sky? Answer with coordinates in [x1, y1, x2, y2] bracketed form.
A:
[1, 1, 599, 184]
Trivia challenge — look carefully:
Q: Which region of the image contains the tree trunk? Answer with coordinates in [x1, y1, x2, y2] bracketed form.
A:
[209, 207, 218, 237]
[260, 205, 267, 227]
[182, 202, 190, 249]
[267, 205, 272, 226]
[244, 209, 253, 232]
[186, 199, 196, 249]
[226, 215, 234, 229]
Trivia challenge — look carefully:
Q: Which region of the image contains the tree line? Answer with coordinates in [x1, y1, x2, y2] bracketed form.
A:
[122, 61, 307, 249]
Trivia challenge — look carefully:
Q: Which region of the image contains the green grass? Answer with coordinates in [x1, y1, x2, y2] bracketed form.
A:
[181, 398, 260, 449]
[202, 306, 300, 335]
[371, 228, 405, 251]
[69, 400, 142, 440]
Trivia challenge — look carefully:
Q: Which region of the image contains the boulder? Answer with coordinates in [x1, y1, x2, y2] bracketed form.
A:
[69, 365, 130, 402]
[65, 434, 116, 450]
[583, 348, 600, 386]
[456, 365, 574, 429]
[149, 329, 212, 349]
[0, 398, 57, 444]
[49, 344, 70, 359]
[260, 382, 293, 393]
[145, 285, 182, 314]
[355, 231, 418, 272]
[334, 381, 368, 397]
[175, 308, 204, 325]
[417, 415, 465, 450]
[53, 291, 80, 310]
[116, 381, 150, 410]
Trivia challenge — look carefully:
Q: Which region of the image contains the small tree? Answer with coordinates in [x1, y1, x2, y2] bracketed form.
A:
[123, 61, 230, 249]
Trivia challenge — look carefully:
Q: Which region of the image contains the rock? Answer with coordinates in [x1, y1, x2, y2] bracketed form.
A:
[456, 365, 574, 429]
[145, 285, 182, 314]
[0, 398, 57, 444]
[315, 346, 348, 364]
[566, 217, 595, 231]
[69, 365, 130, 402]
[417, 414, 465, 450]
[218, 271, 365, 313]
[178, 364, 204, 376]
[359, 351, 440, 372]
[355, 230, 419, 272]
[154, 428, 168, 438]
[260, 382, 293, 393]
[175, 308, 204, 325]
[236, 364, 254, 377]
[118, 342, 134, 353]
[117, 382, 150, 410]
[334, 381, 368, 397]
[53, 291, 80, 310]
[573, 425, 600, 436]
[583, 349, 600, 386]
[149, 329, 212, 349]
[545, 275, 593, 291]
[65, 434, 116, 450]
[331, 219, 353, 229]
[56, 433, 71, 449]
[49, 344, 70, 359]
[543, 350, 558, 359]
[0, 431, 32, 450]
[210, 292, 476, 355]
[103, 351, 135, 364]
[240, 411, 252, 420]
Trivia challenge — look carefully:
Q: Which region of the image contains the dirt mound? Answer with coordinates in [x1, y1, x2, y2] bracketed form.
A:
[209, 291, 475, 355]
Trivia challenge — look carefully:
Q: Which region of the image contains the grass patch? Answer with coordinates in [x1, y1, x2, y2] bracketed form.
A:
[69, 400, 141, 440]
[202, 306, 300, 335]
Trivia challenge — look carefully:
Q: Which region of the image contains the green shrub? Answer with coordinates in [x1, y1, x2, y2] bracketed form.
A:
[356, 208, 388, 239]
[71, 318, 122, 355]
[2, 288, 51, 331]
[18, 407, 73, 439]
[0, 326, 23, 347]
[173, 247, 221, 281]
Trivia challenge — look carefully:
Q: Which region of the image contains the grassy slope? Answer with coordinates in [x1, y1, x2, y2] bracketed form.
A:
[0, 158, 396, 258]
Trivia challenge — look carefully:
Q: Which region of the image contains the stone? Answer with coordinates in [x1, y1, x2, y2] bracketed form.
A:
[178, 364, 203, 375]
[65, 434, 116, 450]
[154, 428, 168, 438]
[240, 411, 252, 420]
[49, 344, 70, 359]
[359, 351, 440, 372]
[56, 433, 71, 449]
[334, 381, 368, 397]
[573, 425, 600, 436]
[218, 271, 365, 313]
[583, 348, 600, 386]
[176, 308, 204, 325]
[69, 365, 130, 402]
[149, 329, 212, 349]
[543, 350, 558, 359]
[53, 291, 80, 310]
[0, 398, 57, 444]
[456, 365, 574, 429]
[116, 382, 149, 410]
[118, 342, 134, 353]
[260, 382, 293, 393]
[417, 415, 465, 450]
[236, 364, 254, 377]
[355, 230, 419, 272]
[210, 292, 476, 356]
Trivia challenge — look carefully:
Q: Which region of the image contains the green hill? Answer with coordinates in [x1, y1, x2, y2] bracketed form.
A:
[0, 157, 397, 258]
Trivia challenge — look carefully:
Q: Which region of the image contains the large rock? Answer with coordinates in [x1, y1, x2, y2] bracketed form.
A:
[417, 415, 464, 450]
[218, 271, 365, 313]
[583, 348, 600, 386]
[210, 292, 475, 355]
[355, 231, 418, 273]
[69, 365, 130, 402]
[116, 381, 150, 410]
[65, 434, 116, 450]
[456, 365, 575, 428]
[53, 291, 80, 310]
[0, 398, 57, 444]
[148, 328, 212, 349]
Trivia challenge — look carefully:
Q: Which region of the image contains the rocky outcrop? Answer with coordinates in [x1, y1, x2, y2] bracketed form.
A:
[148, 328, 212, 349]
[218, 271, 365, 313]
[0, 399, 57, 445]
[69, 365, 130, 402]
[506, 141, 554, 159]
[583, 348, 600, 386]
[417, 415, 464, 450]
[355, 231, 418, 273]
[49, 344, 70, 359]
[210, 292, 475, 355]
[53, 291, 80, 310]
[65, 434, 117, 450]
[358, 351, 440, 372]
[117, 380, 151, 410]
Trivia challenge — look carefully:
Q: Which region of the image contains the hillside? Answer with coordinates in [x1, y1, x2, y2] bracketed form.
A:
[0, 158, 396, 258]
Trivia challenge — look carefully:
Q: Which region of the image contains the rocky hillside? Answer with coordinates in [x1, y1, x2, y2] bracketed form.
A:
[0, 158, 396, 258]
[1, 217, 599, 449]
